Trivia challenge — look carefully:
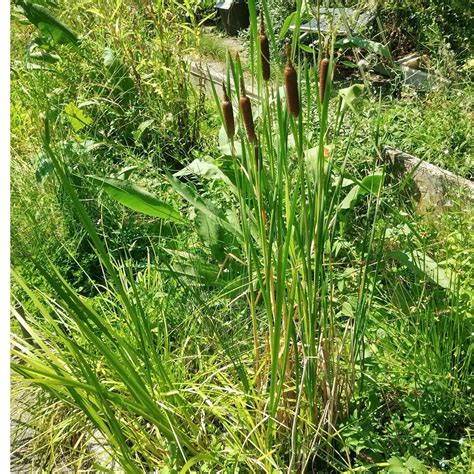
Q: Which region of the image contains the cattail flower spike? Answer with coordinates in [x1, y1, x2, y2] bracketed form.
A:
[284, 44, 300, 118]
[239, 77, 257, 143]
[259, 11, 270, 82]
[222, 82, 235, 139]
[319, 57, 329, 104]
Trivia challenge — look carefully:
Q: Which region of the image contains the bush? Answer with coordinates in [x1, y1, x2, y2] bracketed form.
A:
[379, 0, 472, 64]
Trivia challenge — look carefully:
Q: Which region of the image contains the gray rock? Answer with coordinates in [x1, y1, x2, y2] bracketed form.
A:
[396, 53, 450, 90]
[400, 65, 450, 90]
[383, 146, 474, 212]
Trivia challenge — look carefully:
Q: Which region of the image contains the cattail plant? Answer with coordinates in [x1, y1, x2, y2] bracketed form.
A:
[259, 11, 270, 82]
[284, 44, 299, 118]
[319, 57, 329, 104]
[239, 77, 257, 143]
[205, 1, 384, 469]
[221, 82, 235, 139]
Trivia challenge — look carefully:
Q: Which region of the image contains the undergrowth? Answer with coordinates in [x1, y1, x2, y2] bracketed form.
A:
[10, 0, 473, 472]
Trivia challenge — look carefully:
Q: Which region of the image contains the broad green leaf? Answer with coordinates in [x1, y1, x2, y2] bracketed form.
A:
[335, 37, 390, 58]
[219, 135, 242, 158]
[340, 184, 361, 210]
[339, 84, 365, 113]
[405, 456, 427, 472]
[64, 103, 92, 131]
[89, 175, 185, 223]
[27, 38, 60, 63]
[103, 47, 134, 93]
[279, 12, 296, 40]
[174, 158, 236, 193]
[103, 46, 116, 68]
[387, 456, 406, 473]
[360, 173, 383, 195]
[16, 0, 79, 45]
[341, 301, 354, 318]
[35, 151, 53, 184]
[166, 173, 242, 240]
[196, 210, 219, 248]
[132, 119, 154, 143]
[340, 59, 358, 69]
[195, 210, 227, 261]
[174, 158, 226, 181]
[298, 43, 315, 54]
[115, 165, 138, 180]
[339, 172, 383, 209]
[304, 146, 332, 180]
[388, 250, 456, 289]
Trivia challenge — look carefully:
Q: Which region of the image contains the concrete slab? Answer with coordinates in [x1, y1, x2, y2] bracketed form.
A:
[383, 146, 474, 212]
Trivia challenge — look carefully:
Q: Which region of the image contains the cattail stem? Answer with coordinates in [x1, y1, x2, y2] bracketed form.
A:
[222, 82, 235, 139]
[319, 58, 329, 104]
[259, 12, 270, 82]
[239, 78, 257, 143]
[254, 141, 262, 170]
[284, 45, 299, 118]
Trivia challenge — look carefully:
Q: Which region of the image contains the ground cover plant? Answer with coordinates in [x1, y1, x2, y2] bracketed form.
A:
[11, 0, 473, 472]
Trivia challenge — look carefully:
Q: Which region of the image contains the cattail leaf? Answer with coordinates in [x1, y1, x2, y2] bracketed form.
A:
[88, 175, 185, 223]
[259, 12, 270, 82]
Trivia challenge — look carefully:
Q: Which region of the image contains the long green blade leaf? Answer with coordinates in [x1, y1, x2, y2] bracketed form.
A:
[89, 175, 186, 223]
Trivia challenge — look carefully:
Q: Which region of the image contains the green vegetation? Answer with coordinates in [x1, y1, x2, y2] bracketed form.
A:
[11, 0, 473, 472]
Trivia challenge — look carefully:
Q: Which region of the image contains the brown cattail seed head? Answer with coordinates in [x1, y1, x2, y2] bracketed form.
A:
[222, 82, 235, 139]
[239, 78, 257, 143]
[259, 12, 270, 81]
[284, 45, 299, 118]
[319, 58, 329, 104]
